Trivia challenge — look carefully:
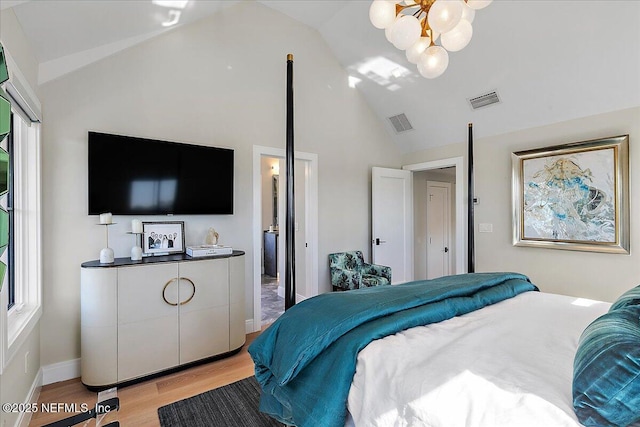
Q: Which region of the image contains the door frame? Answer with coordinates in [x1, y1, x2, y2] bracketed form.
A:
[252, 145, 318, 333]
[403, 157, 466, 274]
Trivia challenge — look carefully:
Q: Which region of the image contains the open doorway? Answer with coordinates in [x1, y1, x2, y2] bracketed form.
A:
[404, 157, 466, 279]
[252, 146, 318, 333]
[260, 157, 284, 326]
[413, 169, 456, 280]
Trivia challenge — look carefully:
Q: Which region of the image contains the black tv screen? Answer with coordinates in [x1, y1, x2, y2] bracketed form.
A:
[88, 132, 234, 215]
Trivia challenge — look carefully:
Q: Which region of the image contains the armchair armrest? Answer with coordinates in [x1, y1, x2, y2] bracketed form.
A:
[362, 263, 392, 282]
[330, 267, 361, 290]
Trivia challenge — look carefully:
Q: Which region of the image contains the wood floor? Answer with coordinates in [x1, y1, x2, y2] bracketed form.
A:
[30, 331, 260, 427]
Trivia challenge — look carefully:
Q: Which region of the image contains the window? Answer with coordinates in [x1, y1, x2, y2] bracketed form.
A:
[0, 54, 42, 369]
[5, 114, 14, 310]
[5, 112, 41, 342]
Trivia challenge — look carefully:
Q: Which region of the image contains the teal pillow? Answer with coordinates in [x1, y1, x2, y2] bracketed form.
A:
[573, 305, 640, 427]
[610, 285, 640, 312]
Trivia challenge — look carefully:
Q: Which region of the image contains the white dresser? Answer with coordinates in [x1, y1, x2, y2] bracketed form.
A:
[80, 251, 246, 389]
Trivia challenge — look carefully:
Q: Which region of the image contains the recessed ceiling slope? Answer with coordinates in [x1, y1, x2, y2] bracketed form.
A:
[12, 0, 238, 83]
[316, 0, 640, 154]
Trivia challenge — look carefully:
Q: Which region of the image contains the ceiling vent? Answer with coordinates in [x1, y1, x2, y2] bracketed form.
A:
[468, 90, 501, 110]
[388, 113, 413, 133]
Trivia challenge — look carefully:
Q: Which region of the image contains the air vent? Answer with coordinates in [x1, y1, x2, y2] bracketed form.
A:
[388, 113, 413, 133]
[468, 90, 501, 110]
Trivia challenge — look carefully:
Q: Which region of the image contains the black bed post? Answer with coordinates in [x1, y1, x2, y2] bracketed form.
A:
[467, 123, 475, 273]
[285, 53, 296, 310]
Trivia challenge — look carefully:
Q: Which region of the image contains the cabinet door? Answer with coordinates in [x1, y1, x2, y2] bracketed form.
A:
[81, 268, 118, 387]
[178, 259, 230, 364]
[117, 263, 179, 382]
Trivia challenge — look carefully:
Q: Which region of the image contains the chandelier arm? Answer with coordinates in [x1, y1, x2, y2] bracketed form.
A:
[395, 3, 416, 16]
[420, 16, 433, 40]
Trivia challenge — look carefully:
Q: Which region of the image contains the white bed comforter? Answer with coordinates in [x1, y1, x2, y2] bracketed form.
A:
[346, 292, 610, 427]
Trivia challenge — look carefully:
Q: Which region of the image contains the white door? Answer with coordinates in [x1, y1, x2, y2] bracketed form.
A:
[372, 167, 413, 284]
[426, 181, 451, 279]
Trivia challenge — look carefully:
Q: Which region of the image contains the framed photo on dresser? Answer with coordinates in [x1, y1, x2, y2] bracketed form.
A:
[142, 221, 185, 255]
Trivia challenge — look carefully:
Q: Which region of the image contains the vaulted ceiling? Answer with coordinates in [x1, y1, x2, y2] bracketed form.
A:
[4, 0, 640, 153]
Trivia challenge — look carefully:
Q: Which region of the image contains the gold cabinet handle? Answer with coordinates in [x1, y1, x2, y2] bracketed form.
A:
[179, 277, 196, 305]
[162, 277, 196, 306]
[162, 278, 179, 306]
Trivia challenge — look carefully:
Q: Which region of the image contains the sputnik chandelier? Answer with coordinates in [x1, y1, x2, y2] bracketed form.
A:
[369, 0, 492, 78]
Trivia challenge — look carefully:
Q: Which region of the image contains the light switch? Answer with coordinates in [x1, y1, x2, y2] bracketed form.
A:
[479, 223, 493, 233]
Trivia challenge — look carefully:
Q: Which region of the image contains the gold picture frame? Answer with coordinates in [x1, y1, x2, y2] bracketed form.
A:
[512, 135, 629, 254]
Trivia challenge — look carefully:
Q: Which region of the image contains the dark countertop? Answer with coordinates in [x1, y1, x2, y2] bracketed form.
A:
[81, 250, 245, 268]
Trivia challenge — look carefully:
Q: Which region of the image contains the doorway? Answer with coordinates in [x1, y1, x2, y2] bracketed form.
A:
[252, 146, 318, 333]
[260, 157, 283, 326]
[426, 179, 454, 279]
[404, 158, 466, 279]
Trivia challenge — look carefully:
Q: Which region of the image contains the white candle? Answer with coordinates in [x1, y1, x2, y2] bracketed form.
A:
[99, 212, 113, 224]
[131, 219, 143, 233]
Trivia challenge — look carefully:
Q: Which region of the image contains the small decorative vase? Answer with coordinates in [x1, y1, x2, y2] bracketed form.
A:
[100, 247, 115, 264]
[131, 246, 142, 261]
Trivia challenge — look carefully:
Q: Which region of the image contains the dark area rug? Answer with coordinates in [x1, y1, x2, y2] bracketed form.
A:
[158, 376, 283, 427]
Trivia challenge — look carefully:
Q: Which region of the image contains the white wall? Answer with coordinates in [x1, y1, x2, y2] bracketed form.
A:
[404, 107, 640, 302]
[38, 2, 401, 367]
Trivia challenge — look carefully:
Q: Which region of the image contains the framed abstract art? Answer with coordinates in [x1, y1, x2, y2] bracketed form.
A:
[512, 135, 629, 253]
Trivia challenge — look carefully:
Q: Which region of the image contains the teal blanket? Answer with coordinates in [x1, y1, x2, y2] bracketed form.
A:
[248, 272, 537, 427]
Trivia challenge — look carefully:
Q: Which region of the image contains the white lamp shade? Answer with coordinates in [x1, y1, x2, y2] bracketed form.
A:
[369, 0, 397, 29]
[441, 19, 473, 52]
[417, 45, 449, 78]
[466, 0, 492, 10]
[461, 1, 476, 23]
[427, 0, 463, 34]
[388, 15, 422, 50]
[406, 37, 431, 64]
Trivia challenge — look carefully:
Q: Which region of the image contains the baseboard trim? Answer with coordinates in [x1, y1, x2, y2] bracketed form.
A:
[277, 286, 307, 303]
[42, 358, 80, 386]
[16, 368, 42, 427]
[245, 319, 257, 334]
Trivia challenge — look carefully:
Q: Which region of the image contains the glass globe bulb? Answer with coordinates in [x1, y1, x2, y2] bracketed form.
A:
[369, 0, 397, 29]
[461, 1, 475, 23]
[388, 14, 422, 50]
[406, 37, 430, 64]
[466, 0, 492, 10]
[385, 18, 399, 43]
[427, 0, 463, 34]
[441, 19, 473, 52]
[417, 45, 449, 78]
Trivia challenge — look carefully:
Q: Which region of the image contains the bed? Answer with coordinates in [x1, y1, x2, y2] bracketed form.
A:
[248, 273, 640, 427]
[346, 290, 606, 427]
[270, 78, 639, 425]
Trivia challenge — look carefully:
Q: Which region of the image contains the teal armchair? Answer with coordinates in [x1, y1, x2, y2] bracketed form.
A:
[329, 251, 391, 291]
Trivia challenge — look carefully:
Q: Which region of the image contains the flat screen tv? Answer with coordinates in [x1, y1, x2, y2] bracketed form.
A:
[88, 132, 234, 215]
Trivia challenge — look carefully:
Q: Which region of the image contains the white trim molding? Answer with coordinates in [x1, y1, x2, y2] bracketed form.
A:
[17, 368, 43, 427]
[403, 157, 466, 274]
[42, 358, 81, 386]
